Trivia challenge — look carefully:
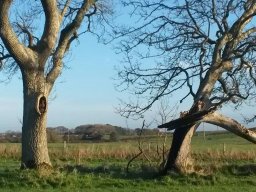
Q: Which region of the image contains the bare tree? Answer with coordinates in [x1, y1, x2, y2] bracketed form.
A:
[0, 0, 111, 169]
[115, 0, 256, 174]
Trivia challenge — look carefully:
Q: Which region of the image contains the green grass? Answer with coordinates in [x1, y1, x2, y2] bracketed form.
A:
[0, 159, 256, 192]
[0, 132, 256, 191]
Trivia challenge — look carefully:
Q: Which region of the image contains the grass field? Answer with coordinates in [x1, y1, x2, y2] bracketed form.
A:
[0, 131, 256, 191]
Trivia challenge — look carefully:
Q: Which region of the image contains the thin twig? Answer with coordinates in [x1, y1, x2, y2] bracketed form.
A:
[126, 120, 148, 173]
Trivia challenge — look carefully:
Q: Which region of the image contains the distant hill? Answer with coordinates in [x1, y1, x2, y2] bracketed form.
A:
[73, 124, 139, 137]
[74, 124, 116, 135]
[47, 126, 69, 133]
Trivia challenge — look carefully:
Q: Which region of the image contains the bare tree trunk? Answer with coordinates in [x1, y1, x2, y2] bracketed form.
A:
[162, 124, 197, 174]
[21, 70, 51, 169]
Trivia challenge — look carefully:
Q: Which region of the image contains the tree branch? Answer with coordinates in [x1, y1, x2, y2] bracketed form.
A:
[46, 0, 96, 87]
[38, 0, 60, 64]
[16, 23, 34, 48]
[204, 112, 256, 143]
[158, 105, 217, 130]
[0, 0, 34, 66]
[60, 0, 72, 22]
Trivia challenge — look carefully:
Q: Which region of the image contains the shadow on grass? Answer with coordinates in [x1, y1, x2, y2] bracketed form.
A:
[60, 163, 256, 187]
[62, 163, 160, 180]
[222, 164, 256, 176]
[61, 162, 256, 181]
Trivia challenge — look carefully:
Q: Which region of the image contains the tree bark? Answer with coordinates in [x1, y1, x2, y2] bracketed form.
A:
[162, 124, 197, 174]
[21, 70, 51, 169]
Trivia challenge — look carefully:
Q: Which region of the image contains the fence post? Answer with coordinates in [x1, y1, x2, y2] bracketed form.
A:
[223, 143, 226, 154]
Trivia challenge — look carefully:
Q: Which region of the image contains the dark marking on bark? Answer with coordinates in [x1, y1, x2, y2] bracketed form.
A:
[158, 102, 217, 130]
[21, 160, 36, 169]
[158, 110, 209, 130]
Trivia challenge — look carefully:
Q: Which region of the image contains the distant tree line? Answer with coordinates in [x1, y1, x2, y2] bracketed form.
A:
[0, 124, 160, 143]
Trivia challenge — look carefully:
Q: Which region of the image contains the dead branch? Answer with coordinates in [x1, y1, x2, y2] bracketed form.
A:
[126, 120, 152, 173]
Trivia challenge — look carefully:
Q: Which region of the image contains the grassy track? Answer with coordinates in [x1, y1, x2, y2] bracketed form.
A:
[0, 131, 256, 191]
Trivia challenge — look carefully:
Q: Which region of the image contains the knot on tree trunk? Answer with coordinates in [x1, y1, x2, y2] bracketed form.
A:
[222, 60, 233, 71]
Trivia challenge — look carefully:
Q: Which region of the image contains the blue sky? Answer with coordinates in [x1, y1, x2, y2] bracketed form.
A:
[0, 33, 142, 132]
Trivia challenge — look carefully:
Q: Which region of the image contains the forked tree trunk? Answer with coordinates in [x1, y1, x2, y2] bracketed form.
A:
[21, 70, 51, 169]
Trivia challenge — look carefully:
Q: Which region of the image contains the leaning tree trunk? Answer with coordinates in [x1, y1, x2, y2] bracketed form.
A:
[162, 124, 198, 174]
[21, 70, 51, 169]
[161, 97, 208, 174]
[162, 59, 228, 174]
